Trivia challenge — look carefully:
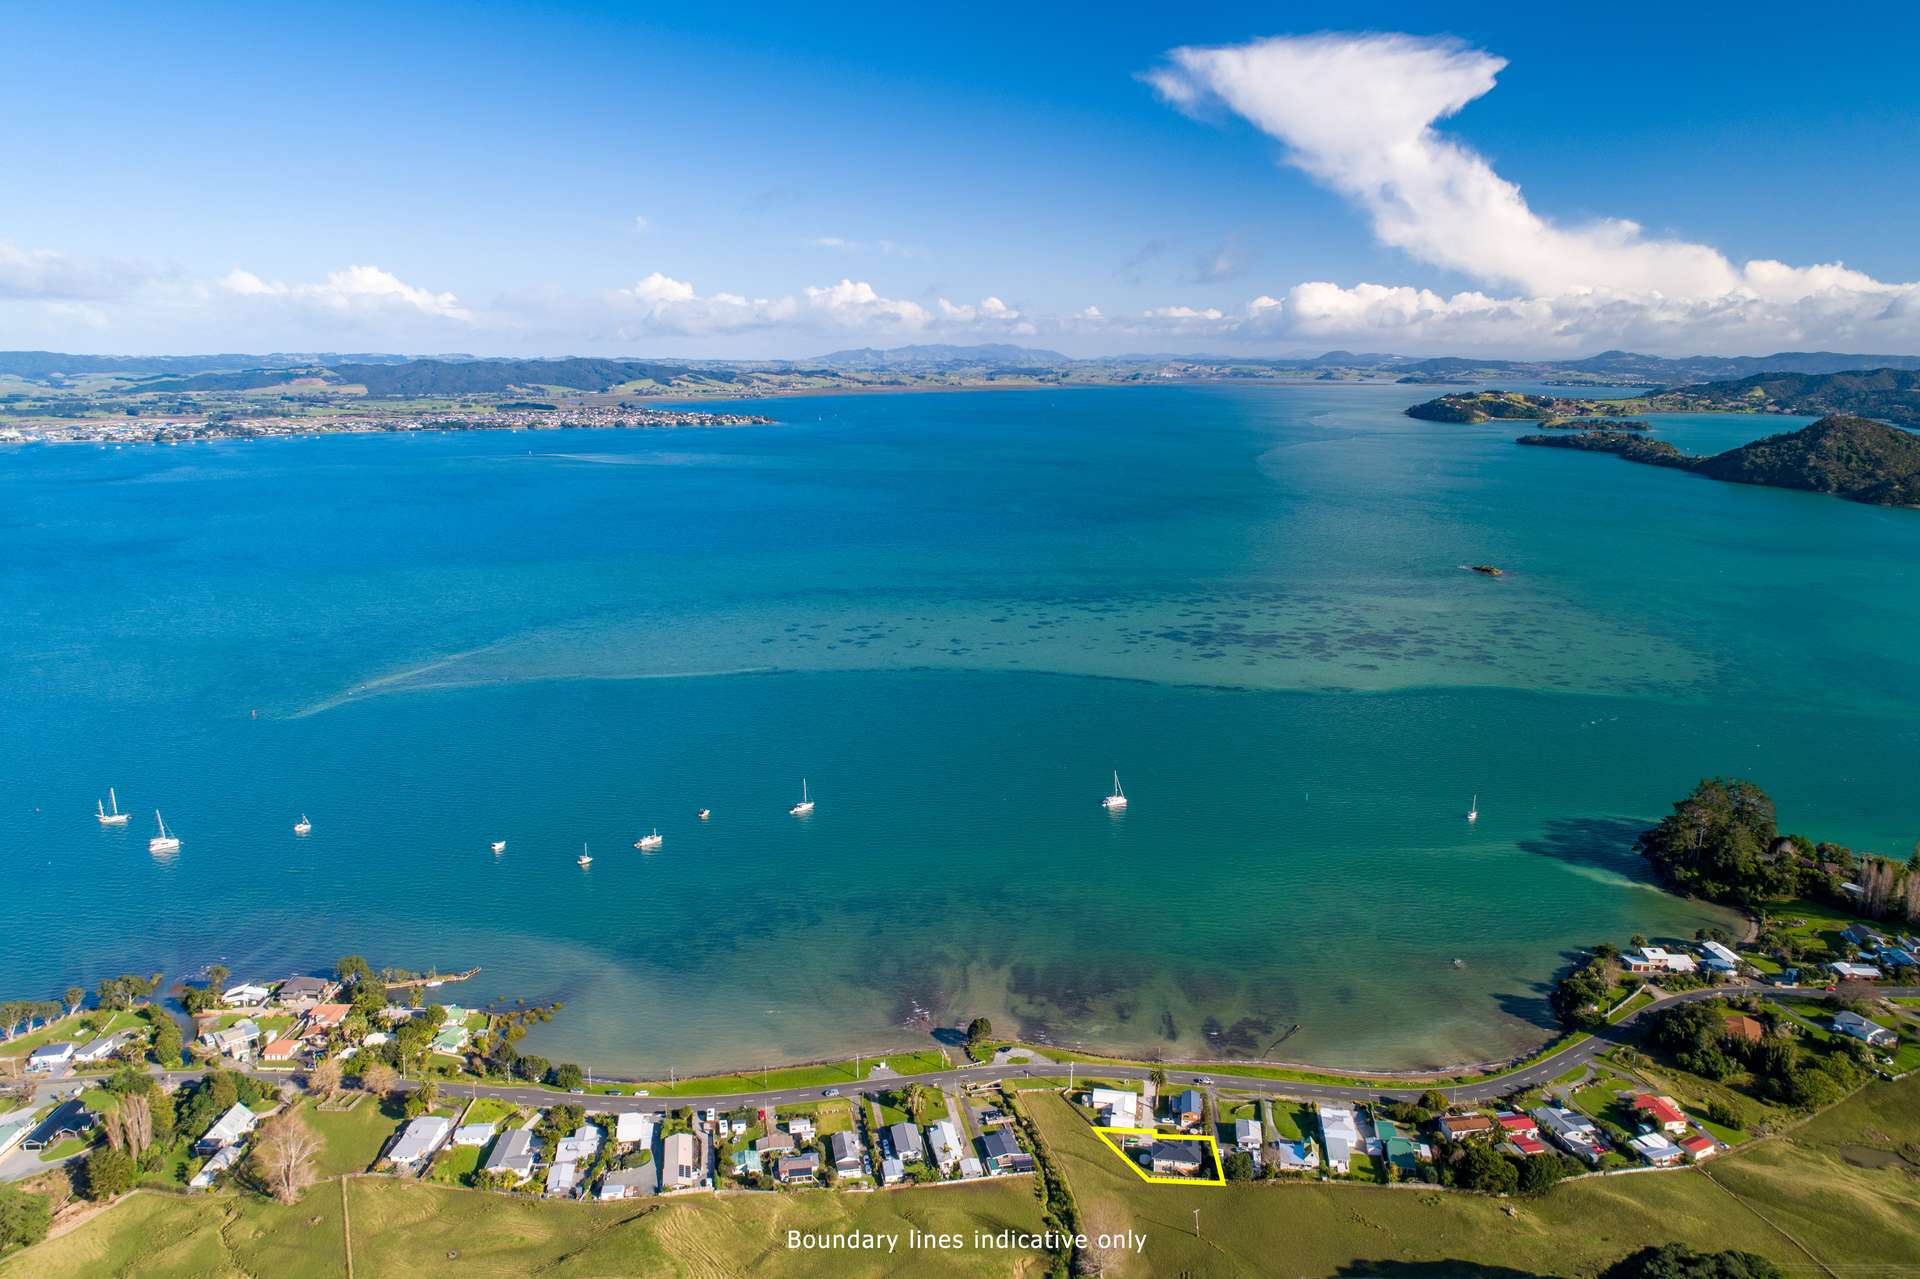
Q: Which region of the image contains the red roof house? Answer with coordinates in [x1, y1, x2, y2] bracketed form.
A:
[1633, 1095, 1688, 1134]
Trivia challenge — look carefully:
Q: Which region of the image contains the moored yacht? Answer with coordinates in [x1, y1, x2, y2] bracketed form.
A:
[1466, 794, 1479, 823]
[149, 811, 181, 854]
[697, 808, 711, 821]
[96, 788, 130, 826]
[293, 814, 312, 836]
[576, 843, 593, 867]
[491, 839, 507, 853]
[1102, 771, 1128, 811]
[635, 828, 663, 851]
[789, 779, 814, 815]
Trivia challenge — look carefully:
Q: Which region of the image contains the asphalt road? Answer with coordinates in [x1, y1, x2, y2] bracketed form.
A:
[23, 983, 1914, 1138]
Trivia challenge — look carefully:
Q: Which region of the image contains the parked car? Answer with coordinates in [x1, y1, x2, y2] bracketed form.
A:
[822, 1088, 840, 1097]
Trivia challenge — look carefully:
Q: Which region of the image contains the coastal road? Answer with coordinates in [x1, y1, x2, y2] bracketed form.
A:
[19, 982, 1902, 1171]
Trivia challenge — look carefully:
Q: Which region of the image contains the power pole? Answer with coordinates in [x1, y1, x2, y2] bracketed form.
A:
[1192, 1208, 1201, 1239]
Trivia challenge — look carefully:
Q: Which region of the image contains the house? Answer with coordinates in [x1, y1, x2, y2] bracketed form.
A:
[777, 1151, 820, 1184]
[388, 1115, 452, 1170]
[756, 1127, 796, 1155]
[1495, 1113, 1538, 1139]
[1505, 1133, 1548, 1157]
[1374, 1117, 1420, 1171]
[598, 1168, 654, 1200]
[1142, 1140, 1206, 1176]
[21, 1100, 93, 1152]
[786, 1114, 816, 1141]
[197, 1103, 259, 1154]
[1623, 947, 1697, 975]
[1881, 947, 1918, 969]
[305, 1003, 351, 1034]
[731, 1147, 763, 1178]
[1439, 1114, 1496, 1141]
[1318, 1104, 1360, 1173]
[887, 1121, 925, 1164]
[1841, 924, 1887, 949]
[1832, 1010, 1898, 1048]
[1169, 1089, 1205, 1130]
[1679, 1133, 1719, 1161]
[262, 1037, 303, 1063]
[662, 1131, 701, 1189]
[430, 1026, 469, 1055]
[1721, 1014, 1766, 1043]
[27, 1042, 76, 1073]
[222, 982, 271, 1007]
[880, 1155, 906, 1185]
[1629, 1132, 1685, 1166]
[202, 1019, 262, 1061]
[73, 1031, 134, 1064]
[1088, 1087, 1139, 1128]
[1269, 1139, 1317, 1172]
[828, 1130, 864, 1177]
[480, 1128, 536, 1181]
[1233, 1118, 1261, 1151]
[545, 1160, 580, 1197]
[1532, 1107, 1606, 1164]
[190, 1144, 243, 1189]
[927, 1120, 963, 1172]
[453, 1122, 496, 1147]
[957, 1155, 984, 1179]
[277, 975, 339, 1009]
[615, 1111, 654, 1146]
[1633, 1094, 1689, 1135]
[1830, 961, 1882, 981]
[0, 1111, 40, 1159]
[982, 1128, 1033, 1174]
[554, 1125, 602, 1165]
[1698, 940, 1742, 974]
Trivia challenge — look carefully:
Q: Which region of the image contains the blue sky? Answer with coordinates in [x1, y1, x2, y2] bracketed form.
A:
[5, 1, 1919, 357]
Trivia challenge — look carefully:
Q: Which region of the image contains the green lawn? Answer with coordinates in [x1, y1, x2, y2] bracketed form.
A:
[457, 1096, 521, 1127]
[302, 1096, 396, 1179]
[427, 1143, 483, 1186]
[0, 1008, 146, 1059]
[628, 1048, 950, 1098]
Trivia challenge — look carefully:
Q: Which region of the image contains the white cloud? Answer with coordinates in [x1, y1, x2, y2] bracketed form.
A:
[1147, 32, 1920, 353]
[218, 264, 474, 322]
[0, 241, 158, 300]
[632, 214, 652, 233]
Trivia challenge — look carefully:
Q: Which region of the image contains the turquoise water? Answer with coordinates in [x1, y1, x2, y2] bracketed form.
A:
[3, 384, 1916, 1074]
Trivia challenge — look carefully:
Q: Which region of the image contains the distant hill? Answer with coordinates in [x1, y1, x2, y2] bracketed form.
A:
[1517, 415, 1920, 506]
[1569, 350, 1920, 382]
[132, 357, 737, 396]
[0, 351, 409, 381]
[807, 344, 1070, 370]
[1659, 368, 1920, 428]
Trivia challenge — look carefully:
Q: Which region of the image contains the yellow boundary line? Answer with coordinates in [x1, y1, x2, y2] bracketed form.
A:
[1091, 1125, 1226, 1187]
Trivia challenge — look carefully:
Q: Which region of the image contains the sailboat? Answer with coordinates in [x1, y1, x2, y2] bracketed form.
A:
[148, 811, 181, 854]
[634, 828, 663, 851]
[576, 843, 593, 867]
[491, 839, 507, 854]
[293, 814, 312, 836]
[96, 788, 130, 826]
[789, 779, 814, 816]
[1102, 771, 1128, 811]
[1466, 794, 1479, 823]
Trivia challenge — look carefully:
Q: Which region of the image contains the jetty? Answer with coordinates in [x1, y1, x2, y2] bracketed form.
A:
[382, 966, 480, 991]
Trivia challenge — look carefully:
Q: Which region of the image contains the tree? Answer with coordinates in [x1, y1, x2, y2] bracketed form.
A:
[63, 987, 84, 1016]
[83, 1147, 136, 1200]
[209, 1071, 239, 1113]
[403, 1080, 439, 1118]
[1418, 1089, 1451, 1115]
[1551, 952, 1619, 1031]
[1636, 779, 1785, 905]
[1450, 1142, 1518, 1194]
[1222, 1150, 1255, 1181]
[1516, 1153, 1572, 1194]
[549, 1063, 585, 1091]
[336, 955, 373, 986]
[207, 965, 230, 994]
[308, 1058, 344, 1101]
[150, 1017, 184, 1067]
[515, 1054, 550, 1083]
[965, 1016, 993, 1045]
[251, 1110, 321, 1203]
[1602, 1244, 1785, 1279]
[538, 1104, 586, 1143]
[0, 1183, 51, 1257]
[360, 1062, 400, 1098]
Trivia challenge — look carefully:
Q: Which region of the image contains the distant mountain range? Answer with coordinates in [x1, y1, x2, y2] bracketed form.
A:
[806, 343, 1072, 371]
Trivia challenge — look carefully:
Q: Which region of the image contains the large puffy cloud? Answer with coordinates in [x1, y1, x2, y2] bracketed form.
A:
[1147, 32, 1920, 352]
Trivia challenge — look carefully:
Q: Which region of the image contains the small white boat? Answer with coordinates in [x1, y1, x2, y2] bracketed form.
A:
[149, 811, 181, 854]
[96, 788, 130, 826]
[1102, 771, 1128, 811]
[491, 839, 507, 854]
[293, 814, 312, 836]
[697, 808, 711, 821]
[789, 779, 815, 815]
[634, 828, 663, 851]
[576, 843, 593, 867]
[1466, 794, 1479, 823]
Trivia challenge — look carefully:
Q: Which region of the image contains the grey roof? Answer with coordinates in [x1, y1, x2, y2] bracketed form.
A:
[600, 1167, 652, 1189]
[280, 975, 334, 996]
[1531, 1107, 1597, 1138]
[1174, 1089, 1204, 1113]
[482, 1127, 535, 1174]
[1833, 1010, 1894, 1040]
[981, 1129, 1022, 1159]
[887, 1121, 924, 1159]
[828, 1130, 860, 1162]
[1147, 1140, 1204, 1168]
